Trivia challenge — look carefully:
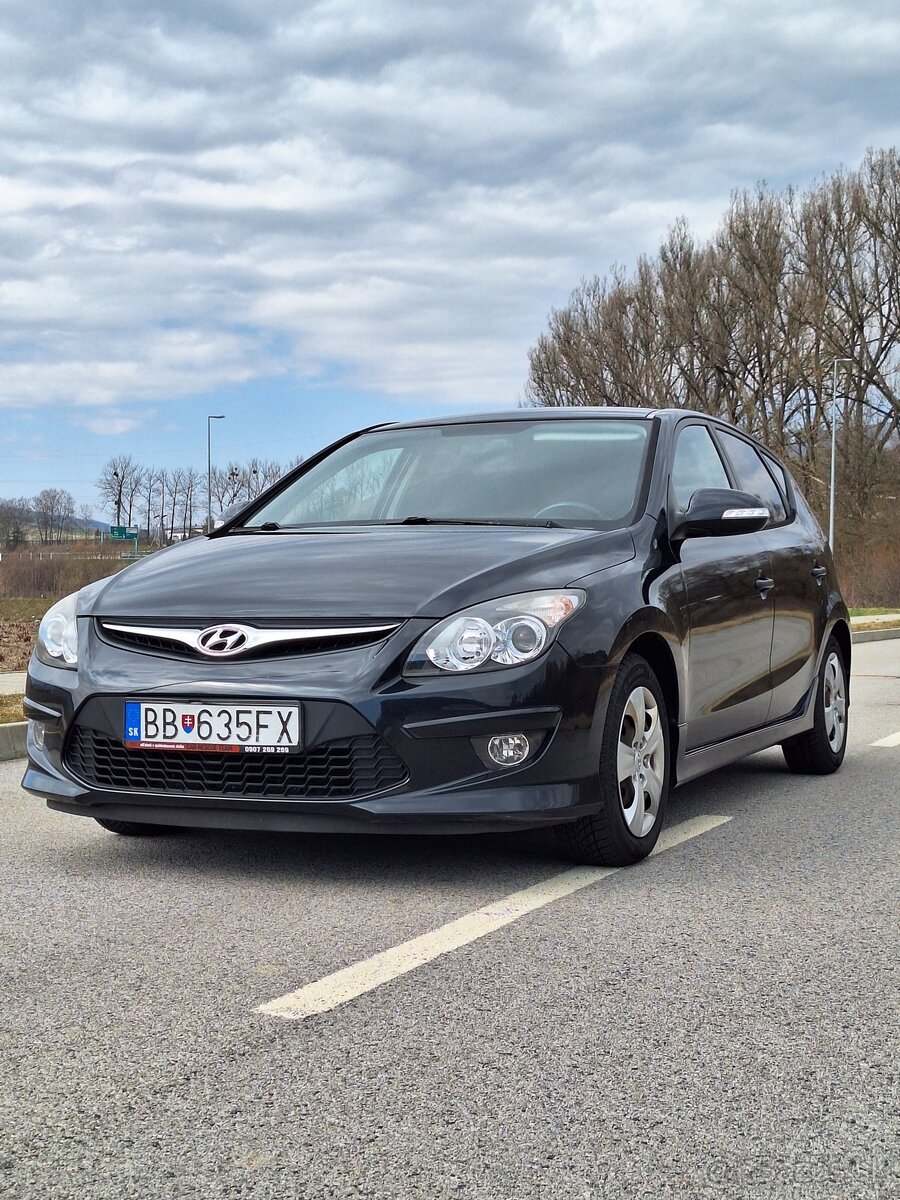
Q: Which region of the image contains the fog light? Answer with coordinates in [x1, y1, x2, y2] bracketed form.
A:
[486, 733, 531, 767]
[29, 719, 45, 750]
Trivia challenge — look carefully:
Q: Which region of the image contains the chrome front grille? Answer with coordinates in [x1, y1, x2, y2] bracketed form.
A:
[96, 620, 401, 661]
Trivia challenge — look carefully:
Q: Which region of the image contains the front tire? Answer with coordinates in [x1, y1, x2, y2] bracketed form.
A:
[95, 819, 172, 836]
[781, 635, 848, 775]
[557, 653, 670, 867]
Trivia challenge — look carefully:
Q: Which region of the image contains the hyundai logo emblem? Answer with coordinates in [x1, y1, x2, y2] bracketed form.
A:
[196, 624, 251, 657]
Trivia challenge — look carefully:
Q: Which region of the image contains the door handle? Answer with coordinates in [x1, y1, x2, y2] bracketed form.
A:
[811, 565, 827, 584]
[755, 576, 775, 596]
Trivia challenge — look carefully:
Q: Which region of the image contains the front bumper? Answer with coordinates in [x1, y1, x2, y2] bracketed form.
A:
[23, 619, 615, 833]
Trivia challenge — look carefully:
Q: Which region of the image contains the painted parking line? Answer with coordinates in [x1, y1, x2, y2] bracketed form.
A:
[870, 730, 900, 748]
[257, 812, 732, 1022]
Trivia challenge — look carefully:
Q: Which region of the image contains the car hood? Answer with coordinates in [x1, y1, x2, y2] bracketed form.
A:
[83, 526, 636, 621]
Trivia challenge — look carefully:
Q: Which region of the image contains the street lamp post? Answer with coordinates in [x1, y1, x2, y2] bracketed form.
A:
[828, 359, 852, 549]
[207, 415, 225, 534]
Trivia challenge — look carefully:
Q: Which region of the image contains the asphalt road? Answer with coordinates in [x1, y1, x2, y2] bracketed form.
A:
[1, 641, 897, 1200]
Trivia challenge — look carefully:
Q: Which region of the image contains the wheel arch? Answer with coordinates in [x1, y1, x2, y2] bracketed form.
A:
[621, 631, 681, 778]
[830, 617, 851, 701]
[830, 619, 854, 676]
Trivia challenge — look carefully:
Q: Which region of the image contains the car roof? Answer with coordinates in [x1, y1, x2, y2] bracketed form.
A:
[372, 406, 750, 433]
[376, 406, 659, 431]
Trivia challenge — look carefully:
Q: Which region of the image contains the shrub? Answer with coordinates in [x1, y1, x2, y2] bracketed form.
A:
[0, 546, 131, 600]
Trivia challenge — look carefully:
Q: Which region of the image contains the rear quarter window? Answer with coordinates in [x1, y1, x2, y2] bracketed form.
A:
[789, 476, 825, 539]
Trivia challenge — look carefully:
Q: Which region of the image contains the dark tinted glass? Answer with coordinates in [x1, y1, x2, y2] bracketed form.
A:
[671, 424, 730, 506]
[763, 454, 789, 498]
[718, 432, 787, 522]
[790, 477, 824, 538]
[245, 421, 651, 529]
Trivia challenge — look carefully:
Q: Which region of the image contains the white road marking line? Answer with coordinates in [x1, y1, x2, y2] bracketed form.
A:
[257, 813, 732, 1021]
[870, 730, 900, 747]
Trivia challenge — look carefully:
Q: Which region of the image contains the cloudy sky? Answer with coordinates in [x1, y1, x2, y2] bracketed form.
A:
[2, 0, 898, 511]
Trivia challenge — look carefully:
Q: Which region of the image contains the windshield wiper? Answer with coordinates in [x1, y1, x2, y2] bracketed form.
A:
[228, 521, 281, 533]
[230, 517, 563, 533]
[399, 516, 561, 528]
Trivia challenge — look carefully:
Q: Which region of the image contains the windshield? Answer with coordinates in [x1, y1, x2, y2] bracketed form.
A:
[240, 419, 651, 530]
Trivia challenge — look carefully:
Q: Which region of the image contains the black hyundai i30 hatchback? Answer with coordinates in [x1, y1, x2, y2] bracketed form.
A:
[23, 408, 850, 866]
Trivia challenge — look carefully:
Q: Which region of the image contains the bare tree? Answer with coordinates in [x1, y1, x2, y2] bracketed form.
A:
[95, 455, 304, 541]
[0, 497, 30, 548]
[165, 468, 184, 542]
[179, 468, 201, 538]
[136, 468, 159, 539]
[526, 147, 900, 592]
[32, 488, 76, 544]
[205, 456, 302, 513]
[97, 455, 141, 526]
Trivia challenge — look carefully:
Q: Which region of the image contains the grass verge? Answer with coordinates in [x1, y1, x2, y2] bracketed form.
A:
[0, 598, 47, 622]
[0, 695, 24, 725]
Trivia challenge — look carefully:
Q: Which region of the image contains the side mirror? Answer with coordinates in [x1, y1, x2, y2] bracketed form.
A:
[671, 488, 770, 540]
[213, 498, 253, 531]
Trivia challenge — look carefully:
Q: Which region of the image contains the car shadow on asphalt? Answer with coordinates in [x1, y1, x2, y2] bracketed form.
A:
[58, 822, 567, 887]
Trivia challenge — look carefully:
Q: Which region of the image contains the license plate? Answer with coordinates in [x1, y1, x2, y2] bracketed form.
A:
[124, 701, 301, 754]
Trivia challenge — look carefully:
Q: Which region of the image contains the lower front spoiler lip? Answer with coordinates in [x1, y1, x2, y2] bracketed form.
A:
[25, 764, 587, 835]
[45, 798, 579, 836]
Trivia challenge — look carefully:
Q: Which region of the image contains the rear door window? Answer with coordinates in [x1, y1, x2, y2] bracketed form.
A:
[671, 424, 731, 507]
[717, 432, 788, 523]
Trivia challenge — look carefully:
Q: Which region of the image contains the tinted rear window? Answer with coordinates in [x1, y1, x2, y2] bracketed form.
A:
[718, 432, 788, 523]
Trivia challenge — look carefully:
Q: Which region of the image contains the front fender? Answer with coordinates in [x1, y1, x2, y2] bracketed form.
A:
[558, 553, 689, 775]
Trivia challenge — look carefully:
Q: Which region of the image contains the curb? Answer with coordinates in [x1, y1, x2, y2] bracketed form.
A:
[0, 721, 27, 762]
[852, 626, 900, 643]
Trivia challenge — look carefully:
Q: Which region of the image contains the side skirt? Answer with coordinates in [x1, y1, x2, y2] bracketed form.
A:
[674, 701, 814, 786]
[674, 618, 850, 787]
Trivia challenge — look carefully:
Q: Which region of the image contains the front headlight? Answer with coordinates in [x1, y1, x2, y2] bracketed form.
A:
[36, 591, 79, 668]
[405, 590, 585, 676]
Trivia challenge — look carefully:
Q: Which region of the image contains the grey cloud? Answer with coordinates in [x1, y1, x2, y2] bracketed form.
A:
[0, 0, 898, 417]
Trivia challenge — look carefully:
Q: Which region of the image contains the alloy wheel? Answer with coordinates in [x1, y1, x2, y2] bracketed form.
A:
[616, 685, 664, 838]
[823, 651, 847, 753]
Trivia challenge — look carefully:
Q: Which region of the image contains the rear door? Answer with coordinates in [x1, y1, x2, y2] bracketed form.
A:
[671, 422, 775, 750]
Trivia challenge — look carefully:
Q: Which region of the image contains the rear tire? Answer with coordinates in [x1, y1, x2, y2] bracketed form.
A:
[781, 635, 848, 775]
[556, 653, 671, 867]
[95, 819, 172, 836]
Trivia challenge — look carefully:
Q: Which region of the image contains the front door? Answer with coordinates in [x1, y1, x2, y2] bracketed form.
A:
[669, 421, 775, 750]
[679, 534, 775, 749]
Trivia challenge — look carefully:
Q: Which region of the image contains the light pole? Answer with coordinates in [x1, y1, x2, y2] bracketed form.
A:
[828, 359, 852, 549]
[207, 414, 224, 534]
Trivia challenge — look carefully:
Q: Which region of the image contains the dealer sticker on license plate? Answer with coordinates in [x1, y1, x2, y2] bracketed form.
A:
[124, 701, 301, 754]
